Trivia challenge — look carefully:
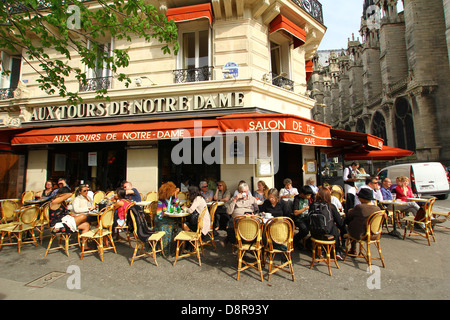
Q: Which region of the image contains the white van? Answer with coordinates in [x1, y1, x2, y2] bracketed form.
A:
[378, 162, 450, 200]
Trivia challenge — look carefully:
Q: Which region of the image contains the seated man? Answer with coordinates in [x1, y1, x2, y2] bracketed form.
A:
[345, 188, 381, 254]
[292, 185, 314, 249]
[122, 181, 141, 203]
[220, 183, 259, 246]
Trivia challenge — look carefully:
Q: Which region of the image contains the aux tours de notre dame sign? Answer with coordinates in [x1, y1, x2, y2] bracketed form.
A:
[28, 92, 245, 122]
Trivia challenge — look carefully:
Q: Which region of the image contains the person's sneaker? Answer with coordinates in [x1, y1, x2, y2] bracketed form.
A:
[335, 251, 344, 261]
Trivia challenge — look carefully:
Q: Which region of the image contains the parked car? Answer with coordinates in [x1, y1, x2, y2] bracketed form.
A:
[378, 162, 450, 200]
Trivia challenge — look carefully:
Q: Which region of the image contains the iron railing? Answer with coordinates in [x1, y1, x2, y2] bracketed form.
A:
[173, 66, 213, 83]
[79, 76, 112, 92]
[291, 0, 324, 24]
[0, 88, 15, 100]
[271, 73, 294, 91]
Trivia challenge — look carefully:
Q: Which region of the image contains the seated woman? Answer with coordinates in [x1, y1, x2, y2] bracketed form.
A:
[253, 180, 269, 202]
[394, 176, 420, 215]
[260, 188, 290, 218]
[72, 184, 96, 223]
[36, 180, 54, 199]
[183, 186, 211, 236]
[49, 186, 90, 235]
[213, 180, 231, 231]
[154, 181, 180, 256]
[309, 188, 346, 259]
[112, 188, 132, 227]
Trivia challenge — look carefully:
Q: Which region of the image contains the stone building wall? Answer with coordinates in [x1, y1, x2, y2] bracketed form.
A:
[310, 0, 450, 166]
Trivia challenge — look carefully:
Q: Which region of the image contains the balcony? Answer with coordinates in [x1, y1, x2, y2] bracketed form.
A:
[271, 73, 295, 91]
[291, 0, 324, 25]
[0, 88, 15, 100]
[79, 77, 112, 92]
[173, 66, 214, 84]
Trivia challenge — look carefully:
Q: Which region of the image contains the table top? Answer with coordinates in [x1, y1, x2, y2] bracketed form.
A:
[135, 200, 154, 206]
[164, 211, 190, 218]
[407, 198, 430, 202]
[379, 200, 410, 205]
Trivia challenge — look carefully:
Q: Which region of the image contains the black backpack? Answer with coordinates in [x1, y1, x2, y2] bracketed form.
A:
[309, 202, 334, 235]
[127, 205, 154, 242]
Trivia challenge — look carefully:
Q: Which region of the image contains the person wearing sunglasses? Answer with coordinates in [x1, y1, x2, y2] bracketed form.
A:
[73, 184, 96, 217]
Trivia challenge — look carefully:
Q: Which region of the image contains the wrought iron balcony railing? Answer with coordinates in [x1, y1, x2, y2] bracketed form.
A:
[0, 88, 15, 100]
[173, 66, 214, 84]
[271, 73, 294, 91]
[291, 0, 324, 24]
[79, 76, 112, 92]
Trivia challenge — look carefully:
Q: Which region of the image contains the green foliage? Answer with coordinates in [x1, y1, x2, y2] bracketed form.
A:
[0, 0, 179, 104]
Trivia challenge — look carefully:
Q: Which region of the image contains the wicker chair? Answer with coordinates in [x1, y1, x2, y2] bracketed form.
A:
[93, 191, 106, 206]
[402, 198, 436, 246]
[145, 192, 158, 202]
[21, 191, 35, 205]
[200, 202, 218, 251]
[0, 205, 39, 253]
[0, 200, 20, 225]
[80, 205, 117, 261]
[344, 210, 386, 271]
[173, 206, 208, 266]
[310, 236, 340, 276]
[127, 204, 166, 266]
[234, 215, 264, 281]
[34, 202, 51, 244]
[264, 217, 295, 281]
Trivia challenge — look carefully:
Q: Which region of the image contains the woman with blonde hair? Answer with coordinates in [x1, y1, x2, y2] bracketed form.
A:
[155, 181, 180, 256]
[253, 180, 269, 202]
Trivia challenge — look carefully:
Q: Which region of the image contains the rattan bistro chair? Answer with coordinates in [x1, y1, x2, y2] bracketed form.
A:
[127, 204, 166, 266]
[234, 215, 264, 282]
[310, 236, 340, 276]
[80, 205, 117, 261]
[173, 206, 208, 267]
[93, 191, 106, 206]
[402, 198, 436, 246]
[344, 210, 386, 271]
[0, 200, 20, 225]
[200, 202, 218, 252]
[264, 217, 295, 281]
[34, 202, 51, 244]
[0, 205, 39, 253]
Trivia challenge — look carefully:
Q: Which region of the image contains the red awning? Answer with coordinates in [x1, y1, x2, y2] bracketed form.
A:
[11, 119, 219, 146]
[343, 145, 414, 161]
[0, 130, 12, 151]
[270, 14, 306, 49]
[330, 128, 384, 150]
[217, 113, 332, 147]
[305, 60, 313, 82]
[166, 3, 213, 26]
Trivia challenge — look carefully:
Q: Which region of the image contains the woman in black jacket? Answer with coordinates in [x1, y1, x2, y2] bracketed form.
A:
[260, 188, 290, 218]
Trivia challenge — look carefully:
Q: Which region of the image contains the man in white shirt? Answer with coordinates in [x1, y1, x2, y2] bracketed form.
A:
[343, 162, 359, 212]
[355, 176, 382, 206]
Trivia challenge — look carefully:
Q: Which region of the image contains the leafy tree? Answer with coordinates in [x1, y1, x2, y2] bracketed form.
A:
[0, 0, 179, 104]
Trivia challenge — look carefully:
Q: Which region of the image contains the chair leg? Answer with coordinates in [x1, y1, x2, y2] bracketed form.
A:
[375, 241, 385, 268]
[237, 250, 243, 281]
[257, 251, 264, 282]
[44, 234, 56, 257]
[173, 240, 181, 266]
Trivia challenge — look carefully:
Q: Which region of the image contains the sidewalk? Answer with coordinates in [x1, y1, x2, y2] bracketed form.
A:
[0, 220, 449, 301]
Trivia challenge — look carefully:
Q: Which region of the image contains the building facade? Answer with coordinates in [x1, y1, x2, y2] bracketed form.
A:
[0, 0, 331, 197]
[311, 0, 450, 167]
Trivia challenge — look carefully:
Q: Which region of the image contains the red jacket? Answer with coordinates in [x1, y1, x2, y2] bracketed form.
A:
[394, 185, 414, 201]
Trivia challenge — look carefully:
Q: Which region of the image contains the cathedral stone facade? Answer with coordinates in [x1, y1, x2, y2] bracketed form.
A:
[310, 0, 450, 166]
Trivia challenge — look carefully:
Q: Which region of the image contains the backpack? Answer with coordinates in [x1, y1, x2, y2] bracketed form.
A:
[127, 206, 154, 242]
[308, 202, 334, 235]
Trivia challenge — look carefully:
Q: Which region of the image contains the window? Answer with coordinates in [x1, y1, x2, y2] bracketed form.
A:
[175, 26, 212, 83]
[270, 42, 293, 90]
[0, 51, 21, 99]
[80, 40, 113, 92]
